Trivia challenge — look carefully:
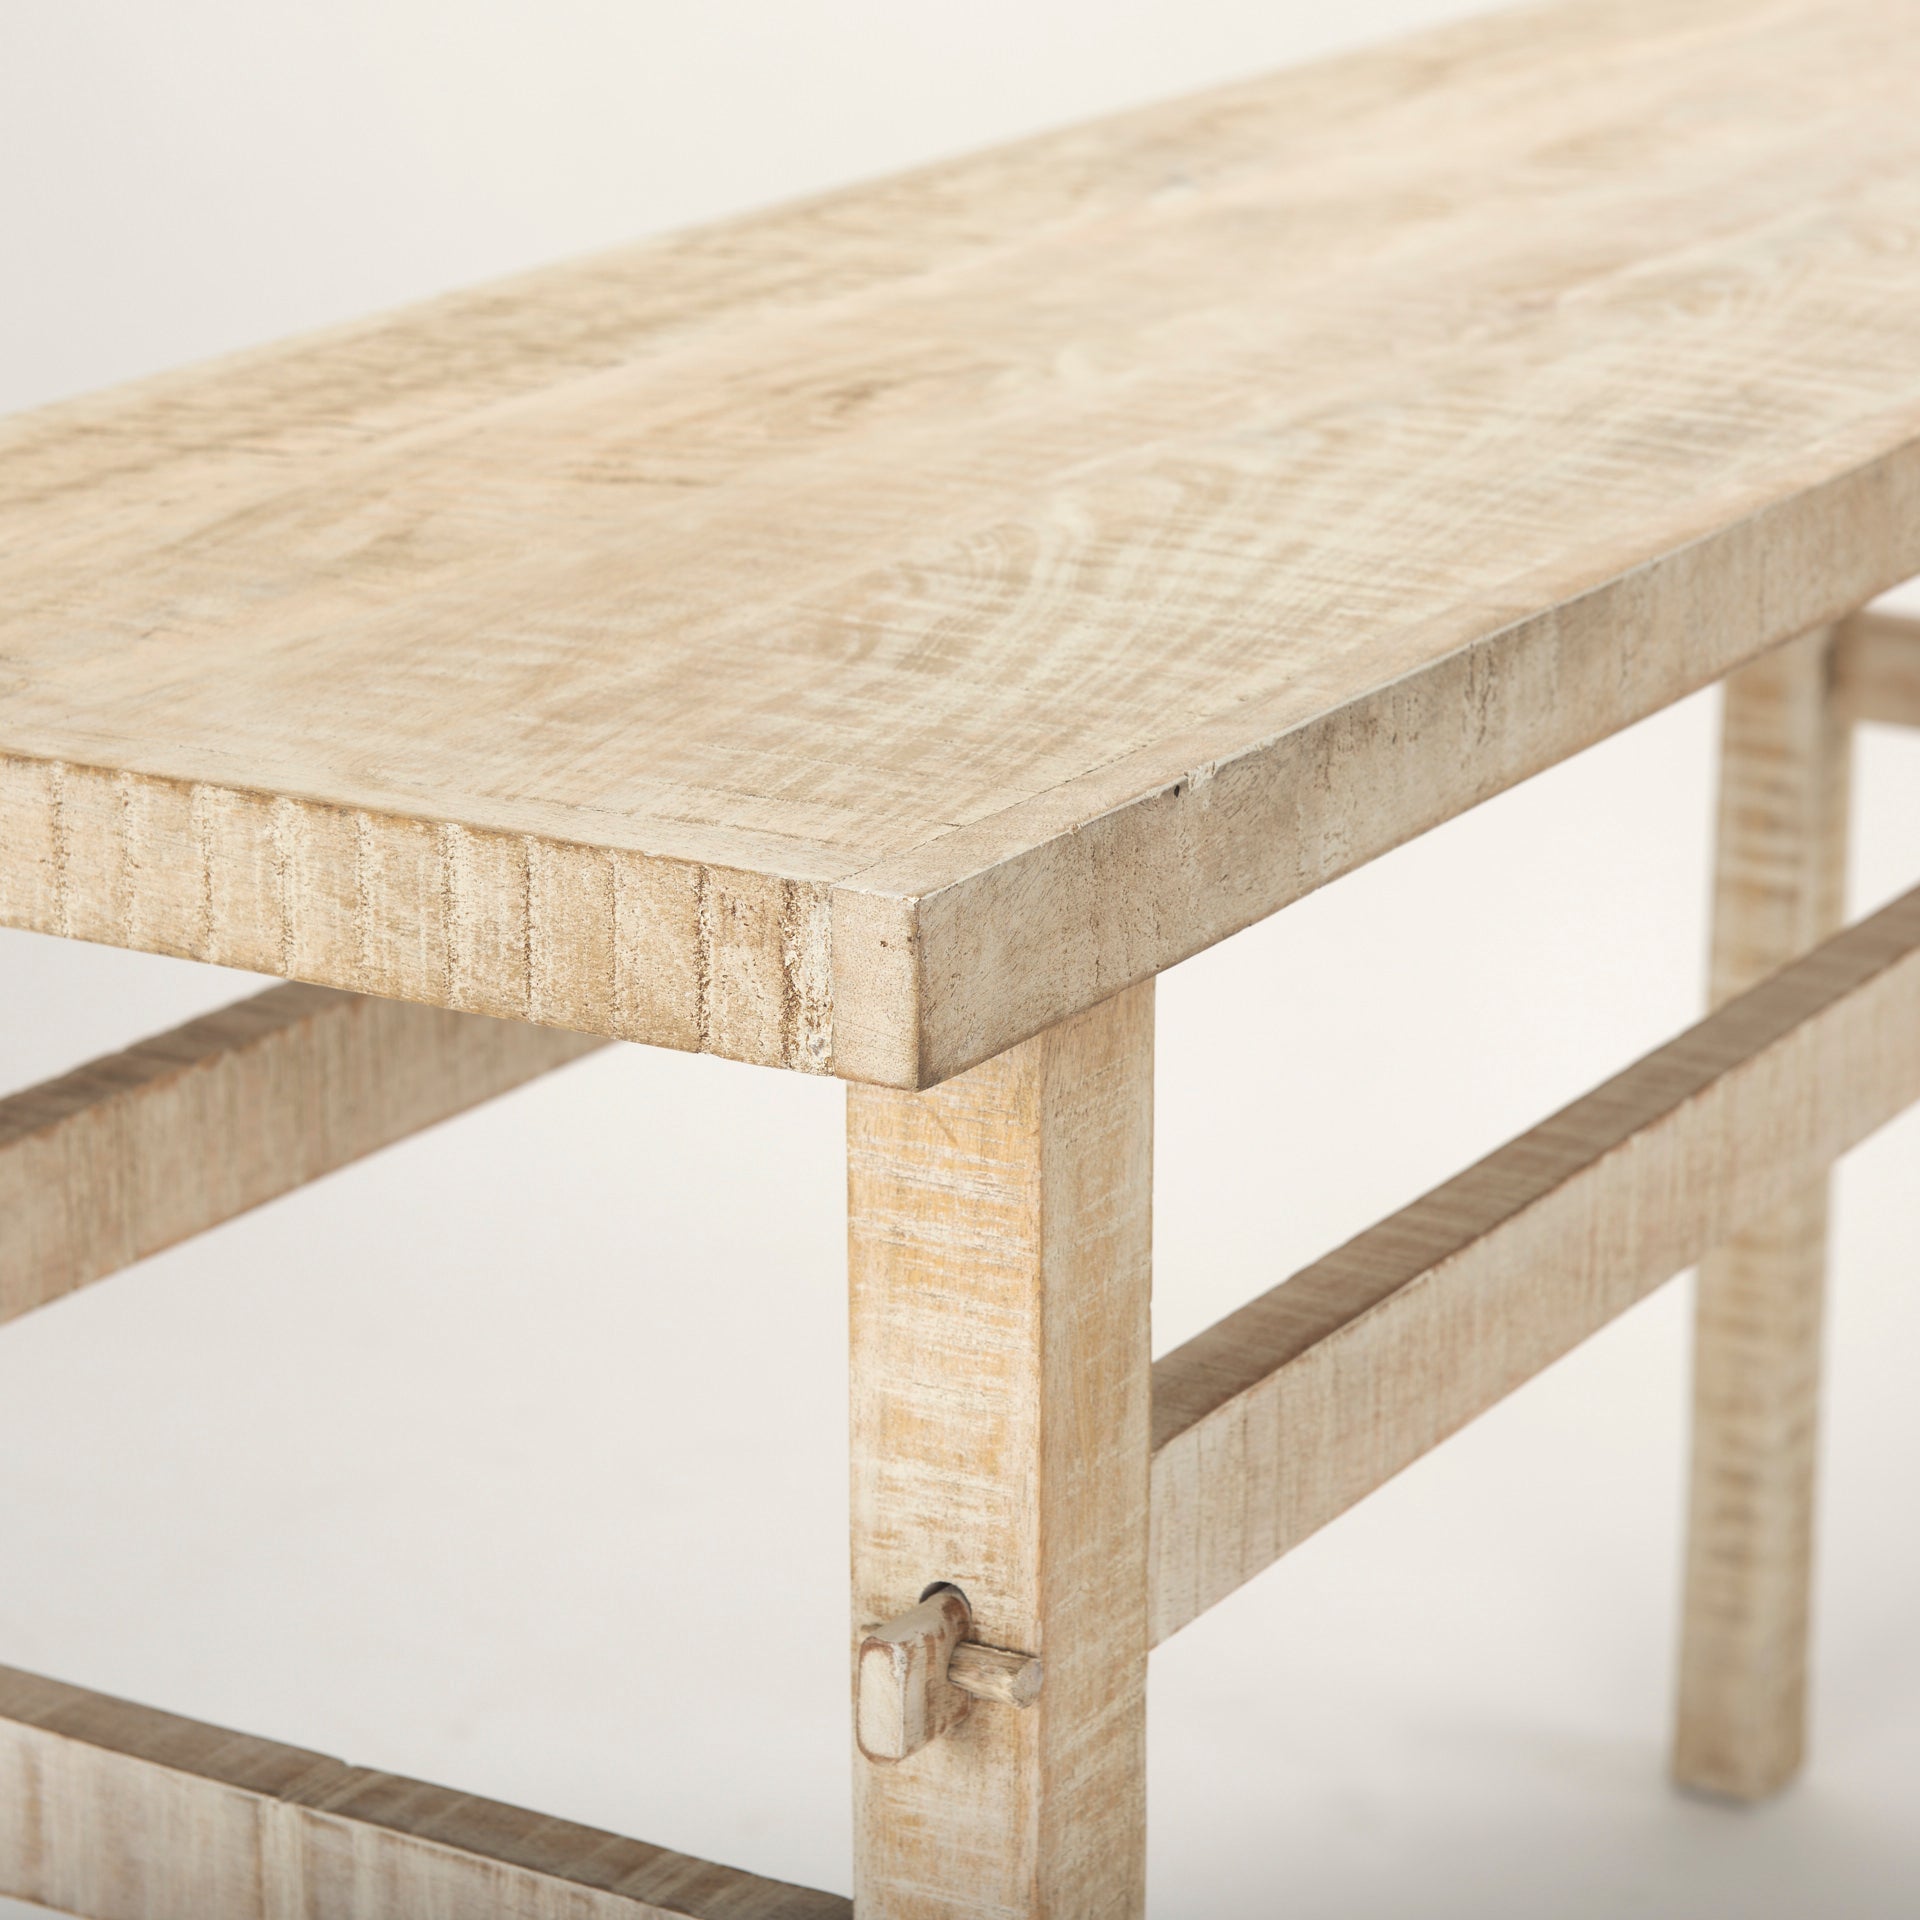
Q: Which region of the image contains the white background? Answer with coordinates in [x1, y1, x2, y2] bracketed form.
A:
[2, 3, 1918, 1914]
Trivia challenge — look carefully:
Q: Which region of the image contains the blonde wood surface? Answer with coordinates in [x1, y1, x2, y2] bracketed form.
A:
[1675, 629, 1852, 1800]
[6, 1, 1920, 1085]
[1148, 878, 1920, 1646]
[1835, 609, 1920, 727]
[0, 982, 600, 1329]
[0, 1664, 849, 1920]
[848, 983, 1152, 1916]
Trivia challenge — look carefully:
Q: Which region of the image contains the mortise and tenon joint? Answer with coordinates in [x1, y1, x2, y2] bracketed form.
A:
[855, 1586, 1044, 1763]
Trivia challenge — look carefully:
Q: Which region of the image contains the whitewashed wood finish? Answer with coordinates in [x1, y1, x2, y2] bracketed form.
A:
[1835, 608, 1920, 727]
[0, 1664, 849, 1920]
[848, 983, 1152, 1916]
[0, 982, 601, 1328]
[1148, 880, 1920, 1646]
[1675, 629, 1852, 1800]
[6, 2, 1920, 1084]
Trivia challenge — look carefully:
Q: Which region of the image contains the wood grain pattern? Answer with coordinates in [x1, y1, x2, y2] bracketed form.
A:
[1674, 628, 1851, 1800]
[0, 982, 601, 1329]
[1148, 878, 1920, 1646]
[0, 1663, 848, 1920]
[1835, 608, 1920, 727]
[848, 983, 1152, 1916]
[5, 1, 1920, 1084]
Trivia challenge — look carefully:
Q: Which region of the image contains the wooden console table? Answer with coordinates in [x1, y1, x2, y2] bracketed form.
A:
[4, 0, 1919, 1911]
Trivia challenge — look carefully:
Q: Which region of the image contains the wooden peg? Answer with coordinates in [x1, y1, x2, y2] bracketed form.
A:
[856, 1586, 1044, 1762]
[948, 1641, 1045, 1710]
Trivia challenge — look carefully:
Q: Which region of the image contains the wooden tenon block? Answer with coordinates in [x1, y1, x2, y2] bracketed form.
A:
[856, 1586, 1044, 1762]
[856, 1587, 974, 1764]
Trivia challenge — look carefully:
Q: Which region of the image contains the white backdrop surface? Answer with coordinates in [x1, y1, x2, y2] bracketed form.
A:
[2, 3, 1917, 1914]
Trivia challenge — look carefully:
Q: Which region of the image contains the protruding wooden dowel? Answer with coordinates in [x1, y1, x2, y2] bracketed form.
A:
[856, 1586, 1045, 1762]
[949, 1641, 1045, 1710]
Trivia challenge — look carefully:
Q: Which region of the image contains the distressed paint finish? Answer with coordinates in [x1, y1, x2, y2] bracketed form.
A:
[1675, 626, 1852, 1800]
[848, 983, 1153, 1917]
[5, 3, 1920, 1080]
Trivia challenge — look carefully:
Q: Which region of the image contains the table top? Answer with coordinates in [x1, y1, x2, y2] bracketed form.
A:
[3, 0, 1918, 1087]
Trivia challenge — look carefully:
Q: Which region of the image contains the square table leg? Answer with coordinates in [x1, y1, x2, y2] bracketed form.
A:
[1675, 625, 1852, 1800]
[847, 981, 1153, 1918]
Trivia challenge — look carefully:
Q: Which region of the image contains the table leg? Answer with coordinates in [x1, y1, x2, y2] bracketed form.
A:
[1675, 626, 1851, 1799]
[848, 982, 1153, 1918]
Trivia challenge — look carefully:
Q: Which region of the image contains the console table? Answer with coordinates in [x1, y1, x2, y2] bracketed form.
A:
[3, 0, 1919, 1912]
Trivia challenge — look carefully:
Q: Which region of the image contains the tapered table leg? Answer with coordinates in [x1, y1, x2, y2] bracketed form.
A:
[1675, 626, 1851, 1800]
[848, 983, 1153, 1918]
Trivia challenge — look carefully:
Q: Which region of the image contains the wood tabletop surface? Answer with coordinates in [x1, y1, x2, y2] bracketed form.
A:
[3, 0, 1918, 1086]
